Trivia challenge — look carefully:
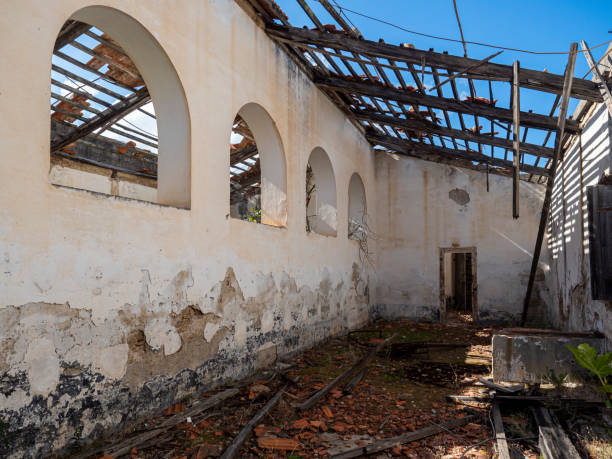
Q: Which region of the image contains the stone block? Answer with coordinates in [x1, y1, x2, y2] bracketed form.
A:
[492, 328, 606, 383]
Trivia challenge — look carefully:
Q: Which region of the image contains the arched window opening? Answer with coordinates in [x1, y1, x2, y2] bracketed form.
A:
[230, 116, 261, 222]
[49, 8, 190, 208]
[348, 173, 367, 240]
[306, 147, 337, 237]
[229, 103, 287, 227]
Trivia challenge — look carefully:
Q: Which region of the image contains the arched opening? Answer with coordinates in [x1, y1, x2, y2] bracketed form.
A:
[306, 147, 337, 236]
[229, 103, 287, 227]
[49, 7, 190, 208]
[348, 173, 367, 240]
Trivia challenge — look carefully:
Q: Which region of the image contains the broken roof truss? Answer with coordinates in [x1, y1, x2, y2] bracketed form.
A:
[51, 20, 259, 201]
[244, 0, 606, 186]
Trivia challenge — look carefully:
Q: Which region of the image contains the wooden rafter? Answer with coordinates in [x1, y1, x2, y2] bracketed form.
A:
[581, 41, 612, 118]
[314, 75, 580, 133]
[351, 109, 554, 158]
[265, 24, 603, 102]
[367, 132, 550, 177]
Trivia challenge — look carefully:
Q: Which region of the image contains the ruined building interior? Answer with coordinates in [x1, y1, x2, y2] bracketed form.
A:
[0, 0, 611, 457]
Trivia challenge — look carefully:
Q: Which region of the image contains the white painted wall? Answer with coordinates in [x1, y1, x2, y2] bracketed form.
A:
[547, 99, 612, 341]
[0, 1, 375, 454]
[374, 152, 551, 323]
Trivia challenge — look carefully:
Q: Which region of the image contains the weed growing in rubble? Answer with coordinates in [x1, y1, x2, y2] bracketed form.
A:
[567, 343, 612, 408]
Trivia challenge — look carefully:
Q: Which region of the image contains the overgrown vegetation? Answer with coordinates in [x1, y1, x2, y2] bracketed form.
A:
[567, 343, 612, 408]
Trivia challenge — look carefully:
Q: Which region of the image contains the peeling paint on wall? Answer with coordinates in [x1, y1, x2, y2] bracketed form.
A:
[0, 264, 370, 457]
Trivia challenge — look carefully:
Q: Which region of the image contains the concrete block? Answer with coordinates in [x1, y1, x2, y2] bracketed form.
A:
[493, 328, 606, 383]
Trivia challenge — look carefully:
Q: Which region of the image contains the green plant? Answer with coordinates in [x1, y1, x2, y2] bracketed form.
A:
[243, 208, 261, 223]
[566, 343, 612, 408]
[542, 369, 568, 390]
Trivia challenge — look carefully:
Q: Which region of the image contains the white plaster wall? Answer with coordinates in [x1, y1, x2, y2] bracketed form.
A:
[0, 1, 375, 454]
[375, 152, 550, 322]
[548, 101, 612, 342]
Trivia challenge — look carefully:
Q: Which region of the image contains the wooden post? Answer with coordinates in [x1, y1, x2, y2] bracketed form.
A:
[512, 61, 521, 218]
[580, 40, 612, 117]
[521, 43, 578, 326]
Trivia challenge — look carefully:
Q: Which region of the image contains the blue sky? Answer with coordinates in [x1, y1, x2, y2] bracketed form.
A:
[52, 2, 611, 168]
[274, 0, 612, 168]
[275, 0, 612, 77]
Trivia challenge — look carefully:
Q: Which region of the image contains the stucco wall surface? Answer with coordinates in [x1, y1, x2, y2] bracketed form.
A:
[374, 153, 551, 323]
[547, 101, 612, 344]
[0, 0, 375, 455]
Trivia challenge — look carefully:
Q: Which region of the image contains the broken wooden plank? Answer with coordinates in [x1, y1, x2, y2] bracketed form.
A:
[298, 333, 397, 411]
[331, 414, 477, 458]
[343, 369, 365, 394]
[78, 388, 238, 459]
[581, 40, 612, 118]
[492, 402, 511, 459]
[531, 406, 581, 459]
[220, 385, 288, 459]
[477, 377, 525, 394]
[512, 60, 521, 219]
[521, 43, 578, 326]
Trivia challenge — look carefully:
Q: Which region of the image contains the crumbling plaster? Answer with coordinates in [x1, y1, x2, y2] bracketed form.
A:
[374, 153, 552, 323]
[0, 0, 374, 456]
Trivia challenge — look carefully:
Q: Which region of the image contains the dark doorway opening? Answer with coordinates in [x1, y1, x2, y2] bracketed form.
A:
[440, 247, 477, 323]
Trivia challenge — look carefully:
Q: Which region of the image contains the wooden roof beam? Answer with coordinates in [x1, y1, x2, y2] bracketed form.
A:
[266, 24, 602, 102]
[366, 132, 550, 177]
[351, 109, 554, 158]
[51, 87, 151, 152]
[315, 75, 580, 133]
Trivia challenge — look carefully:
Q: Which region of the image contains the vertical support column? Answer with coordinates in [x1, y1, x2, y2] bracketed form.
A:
[512, 61, 521, 219]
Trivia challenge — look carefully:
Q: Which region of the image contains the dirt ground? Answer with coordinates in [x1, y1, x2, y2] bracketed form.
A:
[71, 319, 611, 459]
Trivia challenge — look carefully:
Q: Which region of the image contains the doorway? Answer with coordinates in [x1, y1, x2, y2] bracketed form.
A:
[439, 247, 477, 323]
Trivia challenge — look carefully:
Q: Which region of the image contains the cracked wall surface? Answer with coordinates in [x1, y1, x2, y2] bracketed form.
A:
[374, 153, 552, 323]
[0, 0, 375, 456]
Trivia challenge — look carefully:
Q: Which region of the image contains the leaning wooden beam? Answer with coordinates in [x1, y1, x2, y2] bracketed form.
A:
[220, 385, 287, 459]
[298, 333, 397, 411]
[342, 369, 365, 395]
[51, 88, 151, 152]
[78, 388, 238, 459]
[531, 406, 581, 459]
[331, 414, 477, 459]
[512, 61, 521, 218]
[581, 40, 612, 117]
[492, 402, 511, 459]
[521, 43, 578, 326]
[367, 132, 551, 177]
[351, 109, 554, 158]
[314, 75, 579, 133]
[265, 24, 602, 102]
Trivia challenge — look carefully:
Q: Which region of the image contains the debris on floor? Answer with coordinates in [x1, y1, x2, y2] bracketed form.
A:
[70, 319, 611, 458]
